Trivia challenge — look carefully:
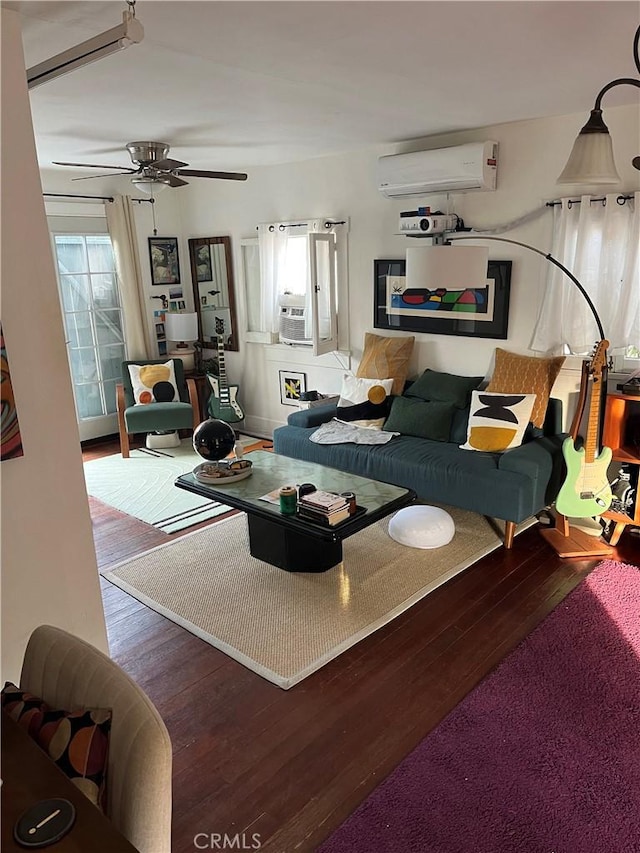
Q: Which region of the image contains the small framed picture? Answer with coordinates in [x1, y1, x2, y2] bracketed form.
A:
[279, 370, 307, 406]
[148, 237, 180, 285]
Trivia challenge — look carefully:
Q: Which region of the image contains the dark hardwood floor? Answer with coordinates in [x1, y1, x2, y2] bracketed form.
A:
[85, 437, 639, 853]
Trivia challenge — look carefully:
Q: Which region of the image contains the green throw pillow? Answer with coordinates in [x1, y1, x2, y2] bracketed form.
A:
[404, 369, 483, 409]
[384, 397, 455, 442]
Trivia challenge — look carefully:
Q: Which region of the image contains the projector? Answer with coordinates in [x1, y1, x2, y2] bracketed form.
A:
[399, 213, 459, 235]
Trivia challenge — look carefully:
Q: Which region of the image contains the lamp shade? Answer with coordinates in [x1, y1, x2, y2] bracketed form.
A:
[557, 131, 621, 185]
[405, 245, 489, 291]
[165, 311, 198, 342]
[131, 176, 171, 195]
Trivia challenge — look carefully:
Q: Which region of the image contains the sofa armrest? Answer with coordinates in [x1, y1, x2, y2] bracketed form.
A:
[286, 403, 337, 428]
[498, 434, 567, 504]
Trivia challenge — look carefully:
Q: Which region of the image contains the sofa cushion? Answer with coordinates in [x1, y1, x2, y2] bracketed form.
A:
[356, 333, 415, 396]
[2, 682, 111, 810]
[461, 391, 536, 452]
[336, 375, 393, 429]
[404, 369, 483, 409]
[486, 348, 565, 428]
[450, 407, 471, 444]
[384, 397, 454, 442]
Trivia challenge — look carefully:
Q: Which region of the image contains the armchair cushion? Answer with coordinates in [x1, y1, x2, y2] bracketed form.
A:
[122, 359, 189, 407]
[127, 361, 179, 405]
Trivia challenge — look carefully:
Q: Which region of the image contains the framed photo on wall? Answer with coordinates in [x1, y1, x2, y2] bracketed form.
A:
[148, 237, 181, 285]
[373, 258, 512, 339]
[279, 370, 307, 406]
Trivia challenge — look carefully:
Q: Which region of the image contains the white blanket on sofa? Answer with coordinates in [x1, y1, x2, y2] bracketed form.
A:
[310, 418, 399, 445]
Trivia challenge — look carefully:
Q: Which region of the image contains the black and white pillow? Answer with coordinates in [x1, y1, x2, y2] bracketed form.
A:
[336, 375, 394, 429]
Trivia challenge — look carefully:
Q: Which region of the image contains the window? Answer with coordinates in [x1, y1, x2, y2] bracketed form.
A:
[242, 218, 346, 354]
[52, 232, 125, 429]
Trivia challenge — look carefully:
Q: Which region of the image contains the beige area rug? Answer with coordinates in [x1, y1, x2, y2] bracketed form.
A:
[101, 507, 526, 689]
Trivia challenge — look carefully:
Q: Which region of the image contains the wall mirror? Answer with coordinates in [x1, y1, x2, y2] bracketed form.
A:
[188, 236, 239, 352]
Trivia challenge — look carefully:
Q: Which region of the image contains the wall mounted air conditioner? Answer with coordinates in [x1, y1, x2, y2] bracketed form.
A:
[278, 294, 312, 345]
[377, 141, 498, 198]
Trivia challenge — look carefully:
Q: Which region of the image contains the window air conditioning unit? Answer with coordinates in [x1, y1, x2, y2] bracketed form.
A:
[377, 141, 498, 198]
[279, 294, 312, 345]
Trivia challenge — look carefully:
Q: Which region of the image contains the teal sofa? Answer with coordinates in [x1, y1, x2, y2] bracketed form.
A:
[272, 397, 566, 548]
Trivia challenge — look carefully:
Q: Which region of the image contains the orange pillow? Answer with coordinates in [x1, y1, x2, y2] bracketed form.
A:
[486, 348, 565, 428]
[356, 333, 415, 396]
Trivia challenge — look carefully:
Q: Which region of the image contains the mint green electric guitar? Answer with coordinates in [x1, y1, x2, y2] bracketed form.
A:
[556, 341, 612, 518]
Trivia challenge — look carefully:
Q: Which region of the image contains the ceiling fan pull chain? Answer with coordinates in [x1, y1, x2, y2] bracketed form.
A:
[151, 196, 158, 236]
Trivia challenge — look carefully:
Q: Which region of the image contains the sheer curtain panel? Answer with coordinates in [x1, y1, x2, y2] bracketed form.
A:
[106, 195, 150, 359]
[530, 192, 639, 354]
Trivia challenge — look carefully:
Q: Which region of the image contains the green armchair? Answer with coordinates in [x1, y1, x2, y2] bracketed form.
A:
[116, 358, 200, 458]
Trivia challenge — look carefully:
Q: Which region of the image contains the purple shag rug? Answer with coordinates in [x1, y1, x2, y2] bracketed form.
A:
[319, 560, 640, 853]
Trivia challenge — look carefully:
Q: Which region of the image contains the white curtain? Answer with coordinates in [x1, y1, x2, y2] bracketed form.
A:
[531, 192, 640, 353]
[105, 194, 150, 359]
[257, 223, 289, 335]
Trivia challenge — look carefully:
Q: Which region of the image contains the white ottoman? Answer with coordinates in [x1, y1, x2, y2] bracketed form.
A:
[388, 505, 455, 549]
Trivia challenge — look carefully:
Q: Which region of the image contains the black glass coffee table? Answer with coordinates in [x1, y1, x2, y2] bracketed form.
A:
[175, 450, 415, 572]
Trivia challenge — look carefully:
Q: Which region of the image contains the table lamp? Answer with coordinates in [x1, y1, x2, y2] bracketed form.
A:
[165, 311, 198, 373]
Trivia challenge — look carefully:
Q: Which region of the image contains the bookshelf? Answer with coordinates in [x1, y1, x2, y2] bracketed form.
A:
[602, 393, 640, 544]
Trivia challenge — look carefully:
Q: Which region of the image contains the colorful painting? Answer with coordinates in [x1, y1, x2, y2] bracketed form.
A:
[374, 259, 512, 339]
[1, 325, 23, 460]
[279, 371, 307, 406]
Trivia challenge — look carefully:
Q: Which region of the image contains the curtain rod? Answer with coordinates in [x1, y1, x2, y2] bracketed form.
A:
[44, 192, 114, 202]
[43, 192, 154, 204]
[256, 220, 347, 231]
[546, 194, 632, 208]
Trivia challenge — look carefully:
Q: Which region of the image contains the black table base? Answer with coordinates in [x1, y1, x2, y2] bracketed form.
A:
[247, 515, 342, 572]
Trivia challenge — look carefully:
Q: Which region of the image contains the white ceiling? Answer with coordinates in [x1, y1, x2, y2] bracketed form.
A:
[8, 1, 640, 174]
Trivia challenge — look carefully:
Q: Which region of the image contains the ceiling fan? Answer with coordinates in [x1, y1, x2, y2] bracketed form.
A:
[53, 141, 248, 191]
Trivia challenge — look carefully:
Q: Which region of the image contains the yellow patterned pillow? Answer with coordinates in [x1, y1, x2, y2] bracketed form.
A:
[356, 333, 415, 396]
[128, 361, 179, 405]
[486, 349, 565, 428]
[461, 391, 536, 452]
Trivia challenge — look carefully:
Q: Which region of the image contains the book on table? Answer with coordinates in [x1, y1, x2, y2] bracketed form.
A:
[298, 490, 347, 512]
[296, 504, 351, 526]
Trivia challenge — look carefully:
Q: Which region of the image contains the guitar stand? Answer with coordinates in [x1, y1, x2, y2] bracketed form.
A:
[539, 349, 614, 559]
[539, 511, 614, 558]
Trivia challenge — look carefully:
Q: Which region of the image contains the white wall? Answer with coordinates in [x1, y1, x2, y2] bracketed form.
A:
[178, 103, 640, 434]
[38, 101, 639, 437]
[1, 9, 108, 682]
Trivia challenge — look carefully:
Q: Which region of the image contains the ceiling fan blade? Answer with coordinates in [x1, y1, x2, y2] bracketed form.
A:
[53, 161, 136, 172]
[176, 169, 248, 181]
[152, 158, 188, 171]
[166, 174, 189, 188]
[71, 173, 127, 181]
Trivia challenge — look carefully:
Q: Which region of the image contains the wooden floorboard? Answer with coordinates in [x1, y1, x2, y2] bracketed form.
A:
[84, 437, 638, 853]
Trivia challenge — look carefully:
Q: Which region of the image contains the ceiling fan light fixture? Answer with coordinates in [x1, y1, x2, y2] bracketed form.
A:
[131, 176, 171, 195]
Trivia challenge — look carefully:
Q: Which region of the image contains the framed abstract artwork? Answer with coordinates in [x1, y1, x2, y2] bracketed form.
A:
[373, 258, 512, 339]
[279, 370, 307, 406]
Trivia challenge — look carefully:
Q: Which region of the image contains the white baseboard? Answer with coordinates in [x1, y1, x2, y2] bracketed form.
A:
[242, 415, 286, 439]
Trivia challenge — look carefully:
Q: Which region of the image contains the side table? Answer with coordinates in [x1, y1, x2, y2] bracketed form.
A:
[602, 392, 640, 544]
